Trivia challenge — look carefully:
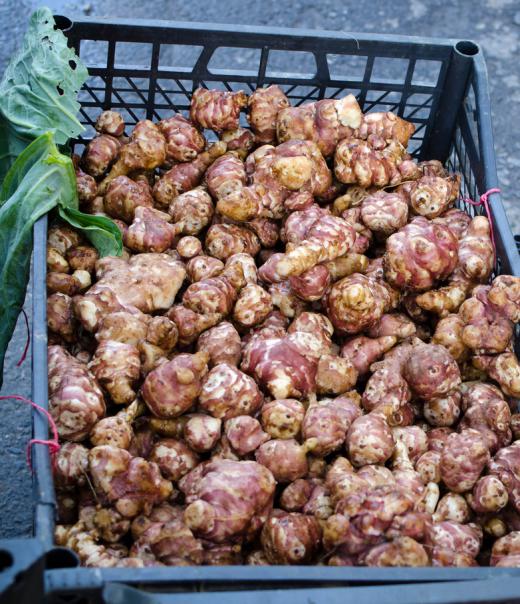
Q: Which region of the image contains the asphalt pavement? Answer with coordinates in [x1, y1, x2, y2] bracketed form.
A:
[1, 0, 520, 538]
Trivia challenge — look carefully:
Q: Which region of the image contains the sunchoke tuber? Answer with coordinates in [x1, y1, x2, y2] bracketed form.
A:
[196, 322, 241, 367]
[255, 438, 314, 483]
[48, 345, 106, 441]
[104, 176, 153, 223]
[326, 273, 396, 334]
[158, 114, 206, 163]
[225, 416, 270, 456]
[261, 510, 322, 564]
[150, 439, 200, 481]
[302, 394, 362, 456]
[153, 142, 226, 208]
[360, 191, 408, 236]
[440, 429, 490, 493]
[74, 254, 186, 332]
[248, 85, 290, 144]
[384, 217, 459, 292]
[260, 399, 305, 440]
[276, 94, 362, 156]
[89, 340, 140, 405]
[199, 363, 264, 419]
[473, 352, 520, 398]
[100, 120, 167, 191]
[142, 351, 209, 418]
[190, 88, 248, 132]
[89, 445, 172, 517]
[180, 459, 275, 543]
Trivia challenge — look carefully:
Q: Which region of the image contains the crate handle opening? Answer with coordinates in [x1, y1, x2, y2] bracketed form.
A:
[0, 550, 13, 572]
[53, 15, 73, 32]
[45, 547, 79, 570]
[455, 40, 480, 57]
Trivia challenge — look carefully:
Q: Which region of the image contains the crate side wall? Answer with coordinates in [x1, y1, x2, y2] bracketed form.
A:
[448, 61, 520, 278]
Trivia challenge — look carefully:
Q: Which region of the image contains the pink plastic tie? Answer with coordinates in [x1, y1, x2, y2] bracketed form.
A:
[16, 309, 30, 367]
[461, 188, 500, 268]
[0, 395, 60, 471]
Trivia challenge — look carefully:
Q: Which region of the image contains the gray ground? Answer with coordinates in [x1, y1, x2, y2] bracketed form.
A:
[1, 0, 520, 538]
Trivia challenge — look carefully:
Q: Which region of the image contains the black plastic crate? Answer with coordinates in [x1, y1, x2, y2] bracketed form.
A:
[22, 14, 520, 602]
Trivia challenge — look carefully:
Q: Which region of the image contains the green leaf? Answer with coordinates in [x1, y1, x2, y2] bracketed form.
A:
[0, 7, 88, 181]
[0, 133, 76, 387]
[0, 116, 33, 179]
[0, 129, 65, 203]
[58, 206, 123, 257]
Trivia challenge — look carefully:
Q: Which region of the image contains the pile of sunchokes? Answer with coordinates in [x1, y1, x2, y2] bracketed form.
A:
[50, 88, 520, 569]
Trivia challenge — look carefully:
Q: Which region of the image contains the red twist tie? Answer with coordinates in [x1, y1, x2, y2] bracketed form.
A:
[16, 309, 30, 367]
[461, 188, 500, 268]
[0, 395, 60, 471]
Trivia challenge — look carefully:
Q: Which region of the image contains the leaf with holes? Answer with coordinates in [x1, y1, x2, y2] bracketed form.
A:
[0, 7, 88, 181]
